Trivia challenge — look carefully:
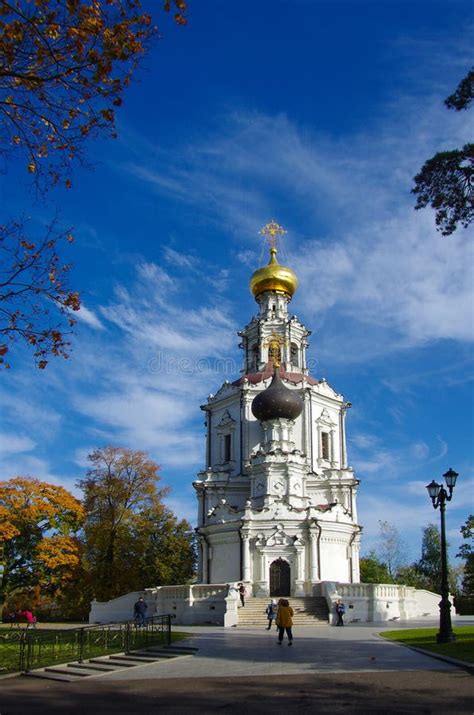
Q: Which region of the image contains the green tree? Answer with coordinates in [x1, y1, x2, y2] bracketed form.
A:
[457, 514, 474, 597]
[394, 523, 458, 594]
[412, 69, 474, 236]
[415, 523, 443, 591]
[360, 550, 392, 584]
[394, 564, 426, 590]
[132, 507, 196, 588]
[376, 520, 406, 579]
[79, 446, 195, 601]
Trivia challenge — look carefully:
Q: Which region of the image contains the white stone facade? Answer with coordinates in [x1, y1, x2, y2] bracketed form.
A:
[89, 583, 443, 626]
[194, 283, 362, 597]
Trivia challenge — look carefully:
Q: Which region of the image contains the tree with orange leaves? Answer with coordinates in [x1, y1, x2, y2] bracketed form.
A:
[79, 446, 195, 601]
[0, 0, 187, 369]
[0, 0, 187, 189]
[0, 476, 85, 613]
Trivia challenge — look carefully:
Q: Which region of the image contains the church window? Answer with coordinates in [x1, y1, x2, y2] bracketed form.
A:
[224, 434, 232, 463]
[290, 342, 299, 367]
[251, 344, 259, 371]
[321, 431, 330, 460]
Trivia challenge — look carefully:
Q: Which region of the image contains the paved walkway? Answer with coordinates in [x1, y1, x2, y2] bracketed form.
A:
[93, 619, 470, 681]
[0, 619, 472, 714]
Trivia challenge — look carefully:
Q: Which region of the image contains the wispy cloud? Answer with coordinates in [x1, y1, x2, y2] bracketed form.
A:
[121, 97, 473, 364]
[76, 304, 105, 330]
[0, 433, 35, 456]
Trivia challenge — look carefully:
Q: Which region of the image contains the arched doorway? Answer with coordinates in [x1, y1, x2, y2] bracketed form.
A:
[269, 558, 291, 597]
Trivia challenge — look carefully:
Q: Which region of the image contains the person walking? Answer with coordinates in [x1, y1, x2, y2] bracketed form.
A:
[335, 599, 346, 626]
[238, 583, 246, 607]
[276, 598, 294, 645]
[133, 596, 148, 627]
[265, 599, 277, 630]
[21, 609, 37, 629]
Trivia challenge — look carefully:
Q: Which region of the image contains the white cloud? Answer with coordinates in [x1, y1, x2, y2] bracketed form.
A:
[165, 493, 197, 526]
[122, 100, 473, 361]
[0, 433, 35, 456]
[76, 304, 105, 330]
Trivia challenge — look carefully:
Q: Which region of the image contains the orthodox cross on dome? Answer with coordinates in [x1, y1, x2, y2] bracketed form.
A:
[259, 220, 287, 250]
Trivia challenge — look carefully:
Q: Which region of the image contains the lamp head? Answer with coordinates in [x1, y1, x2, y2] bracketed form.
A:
[426, 480, 441, 501]
[443, 468, 459, 490]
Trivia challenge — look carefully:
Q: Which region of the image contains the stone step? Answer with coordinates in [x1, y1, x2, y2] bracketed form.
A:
[23, 645, 199, 681]
[108, 653, 158, 662]
[45, 666, 93, 678]
[89, 657, 139, 667]
[238, 596, 328, 627]
[25, 671, 83, 682]
[143, 649, 191, 658]
[67, 662, 120, 672]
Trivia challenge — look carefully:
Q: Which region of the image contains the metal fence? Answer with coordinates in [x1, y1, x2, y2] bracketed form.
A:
[0, 614, 172, 675]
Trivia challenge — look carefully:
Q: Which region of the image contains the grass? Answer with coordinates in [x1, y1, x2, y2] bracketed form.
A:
[381, 626, 474, 664]
[0, 625, 193, 675]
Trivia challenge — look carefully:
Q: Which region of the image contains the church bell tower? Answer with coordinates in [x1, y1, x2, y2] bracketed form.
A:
[193, 222, 361, 596]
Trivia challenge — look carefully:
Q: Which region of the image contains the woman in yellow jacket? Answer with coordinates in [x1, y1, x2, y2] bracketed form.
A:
[276, 598, 293, 645]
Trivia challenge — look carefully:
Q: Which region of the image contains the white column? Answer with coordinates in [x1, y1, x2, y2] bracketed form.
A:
[309, 528, 319, 581]
[316, 424, 321, 465]
[330, 428, 336, 466]
[341, 406, 348, 468]
[302, 391, 310, 459]
[351, 485, 358, 522]
[241, 391, 251, 468]
[297, 548, 305, 581]
[294, 547, 306, 596]
[201, 537, 209, 583]
[242, 534, 251, 582]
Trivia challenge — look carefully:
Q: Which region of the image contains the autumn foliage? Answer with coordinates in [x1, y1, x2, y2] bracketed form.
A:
[0, 0, 187, 368]
[79, 447, 195, 602]
[0, 448, 196, 619]
[0, 477, 85, 611]
[0, 219, 81, 369]
[0, 0, 187, 189]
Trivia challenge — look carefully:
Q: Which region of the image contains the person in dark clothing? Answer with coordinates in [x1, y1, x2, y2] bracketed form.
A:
[276, 599, 294, 645]
[133, 597, 147, 626]
[335, 599, 345, 626]
[238, 583, 246, 607]
[265, 599, 278, 630]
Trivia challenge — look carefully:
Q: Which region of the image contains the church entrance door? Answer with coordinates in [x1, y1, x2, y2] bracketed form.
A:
[269, 558, 291, 596]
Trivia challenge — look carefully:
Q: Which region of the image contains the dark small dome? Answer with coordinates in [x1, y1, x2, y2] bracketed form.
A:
[251, 368, 303, 422]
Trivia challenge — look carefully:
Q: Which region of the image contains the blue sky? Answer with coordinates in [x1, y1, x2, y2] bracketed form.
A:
[1, 0, 473, 565]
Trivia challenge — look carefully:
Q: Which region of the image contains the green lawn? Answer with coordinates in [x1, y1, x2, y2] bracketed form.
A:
[381, 626, 474, 664]
[0, 625, 193, 676]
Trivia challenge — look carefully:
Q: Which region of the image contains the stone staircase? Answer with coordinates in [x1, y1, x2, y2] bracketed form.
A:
[24, 645, 198, 682]
[237, 597, 329, 627]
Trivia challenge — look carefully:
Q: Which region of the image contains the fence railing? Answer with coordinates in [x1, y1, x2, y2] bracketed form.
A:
[0, 614, 172, 675]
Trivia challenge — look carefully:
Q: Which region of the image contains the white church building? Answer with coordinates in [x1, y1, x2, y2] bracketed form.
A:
[90, 223, 442, 626]
[194, 221, 361, 596]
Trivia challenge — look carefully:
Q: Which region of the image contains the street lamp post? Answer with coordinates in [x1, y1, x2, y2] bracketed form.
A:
[426, 468, 459, 644]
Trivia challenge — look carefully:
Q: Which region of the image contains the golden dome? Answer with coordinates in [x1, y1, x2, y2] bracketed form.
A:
[249, 247, 298, 299]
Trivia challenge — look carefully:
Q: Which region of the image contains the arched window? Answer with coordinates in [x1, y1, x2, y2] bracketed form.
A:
[290, 342, 299, 367]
